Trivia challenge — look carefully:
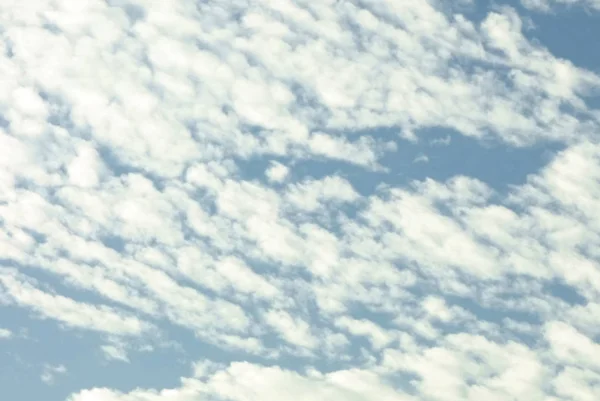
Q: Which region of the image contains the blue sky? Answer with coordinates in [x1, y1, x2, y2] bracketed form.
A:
[1, 1, 600, 400]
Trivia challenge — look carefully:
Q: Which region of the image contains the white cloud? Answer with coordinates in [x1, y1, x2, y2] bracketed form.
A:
[552, 366, 600, 401]
[265, 162, 290, 183]
[41, 364, 67, 385]
[0, 269, 150, 336]
[413, 153, 429, 164]
[422, 297, 454, 323]
[381, 333, 549, 401]
[545, 321, 600, 370]
[0, 328, 13, 339]
[213, 257, 280, 300]
[335, 316, 394, 350]
[101, 342, 130, 363]
[285, 176, 360, 212]
[67, 144, 108, 188]
[263, 309, 317, 351]
[307, 133, 382, 168]
[430, 135, 452, 146]
[67, 362, 415, 401]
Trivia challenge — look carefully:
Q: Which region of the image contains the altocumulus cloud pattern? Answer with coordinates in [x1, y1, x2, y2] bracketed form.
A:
[1, 0, 600, 400]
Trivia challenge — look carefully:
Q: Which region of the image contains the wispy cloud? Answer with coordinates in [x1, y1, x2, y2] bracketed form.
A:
[41, 364, 67, 385]
[413, 153, 430, 164]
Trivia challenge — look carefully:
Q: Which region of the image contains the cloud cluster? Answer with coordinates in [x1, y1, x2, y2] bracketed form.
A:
[0, 0, 599, 401]
[68, 363, 414, 401]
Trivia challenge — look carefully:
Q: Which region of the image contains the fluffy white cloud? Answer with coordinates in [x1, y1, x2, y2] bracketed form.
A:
[265, 161, 290, 183]
[335, 316, 394, 350]
[67, 362, 415, 401]
[67, 144, 108, 188]
[264, 309, 318, 351]
[285, 176, 359, 212]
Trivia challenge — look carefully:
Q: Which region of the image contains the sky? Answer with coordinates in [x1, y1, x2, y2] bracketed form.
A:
[1, 0, 600, 400]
